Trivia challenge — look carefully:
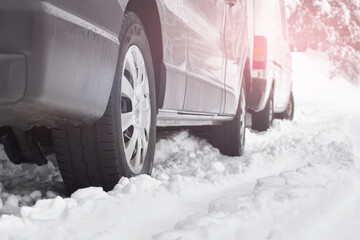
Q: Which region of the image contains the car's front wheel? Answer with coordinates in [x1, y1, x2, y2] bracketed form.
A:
[52, 12, 157, 193]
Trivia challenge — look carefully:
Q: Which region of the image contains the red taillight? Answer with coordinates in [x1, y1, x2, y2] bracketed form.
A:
[253, 36, 267, 69]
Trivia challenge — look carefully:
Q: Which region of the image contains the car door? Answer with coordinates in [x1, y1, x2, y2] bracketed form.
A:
[223, 0, 248, 115]
[182, 0, 226, 114]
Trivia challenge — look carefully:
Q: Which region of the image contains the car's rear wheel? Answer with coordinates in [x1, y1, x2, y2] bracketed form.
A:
[210, 79, 246, 156]
[252, 91, 274, 132]
[276, 92, 294, 120]
[52, 12, 156, 193]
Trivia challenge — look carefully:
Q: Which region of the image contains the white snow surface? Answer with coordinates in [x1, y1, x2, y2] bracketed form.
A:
[0, 51, 360, 239]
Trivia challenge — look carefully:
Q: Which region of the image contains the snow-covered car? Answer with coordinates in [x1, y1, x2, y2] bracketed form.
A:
[246, 0, 306, 131]
[0, 0, 251, 192]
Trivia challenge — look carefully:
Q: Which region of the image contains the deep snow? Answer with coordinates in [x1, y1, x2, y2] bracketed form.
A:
[0, 52, 359, 240]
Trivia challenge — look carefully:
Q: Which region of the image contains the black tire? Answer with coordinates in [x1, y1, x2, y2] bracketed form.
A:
[276, 92, 294, 120]
[252, 91, 274, 132]
[52, 12, 157, 193]
[210, 79, 246, 156]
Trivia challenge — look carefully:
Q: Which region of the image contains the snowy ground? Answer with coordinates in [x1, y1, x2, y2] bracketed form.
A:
[0, 52, 359, 240]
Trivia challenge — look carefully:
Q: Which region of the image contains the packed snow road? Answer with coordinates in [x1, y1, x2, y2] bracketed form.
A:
[0, 52, 359, 240]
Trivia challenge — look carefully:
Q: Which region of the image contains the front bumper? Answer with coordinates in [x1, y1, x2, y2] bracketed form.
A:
[0, 1, 119, 129]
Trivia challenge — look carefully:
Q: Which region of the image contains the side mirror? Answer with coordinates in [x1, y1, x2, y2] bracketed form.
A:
[290, 35, 308, 52]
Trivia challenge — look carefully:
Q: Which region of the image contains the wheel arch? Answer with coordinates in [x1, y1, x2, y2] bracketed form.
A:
[125, 0, 164, 110]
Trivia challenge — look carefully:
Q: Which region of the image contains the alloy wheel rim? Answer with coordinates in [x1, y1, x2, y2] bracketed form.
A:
[121, 45, 151, 174]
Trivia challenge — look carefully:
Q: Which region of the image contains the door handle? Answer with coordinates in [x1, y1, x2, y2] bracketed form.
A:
[226, 0, 236, 7]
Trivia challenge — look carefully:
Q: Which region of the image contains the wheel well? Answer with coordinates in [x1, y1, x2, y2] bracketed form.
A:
[126, 0, 163, 109]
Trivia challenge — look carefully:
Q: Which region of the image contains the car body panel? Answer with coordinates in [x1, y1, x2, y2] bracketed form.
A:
[182, 0, 225, 114]
[275, 0, 293, 112]
[155, 0, 187, 111]
[0, 0, 123, 128]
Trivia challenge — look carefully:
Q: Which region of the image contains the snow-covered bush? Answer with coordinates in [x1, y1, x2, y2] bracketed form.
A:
[286, 0, 360, 84]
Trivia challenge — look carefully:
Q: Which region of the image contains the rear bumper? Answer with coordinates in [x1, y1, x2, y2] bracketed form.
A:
[0, 1, 120, 129]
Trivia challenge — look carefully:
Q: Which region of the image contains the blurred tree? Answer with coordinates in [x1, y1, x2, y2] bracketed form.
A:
[286, 0, 360, 84]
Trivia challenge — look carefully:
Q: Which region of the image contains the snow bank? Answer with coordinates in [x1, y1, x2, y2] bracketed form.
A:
[153, 52, 360, 240]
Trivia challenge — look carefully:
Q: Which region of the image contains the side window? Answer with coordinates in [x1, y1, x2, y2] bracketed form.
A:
[279, 0, 288, 40]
